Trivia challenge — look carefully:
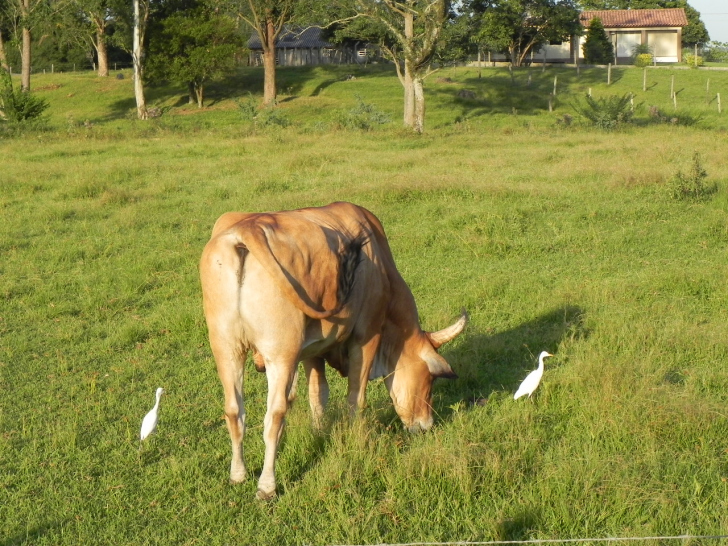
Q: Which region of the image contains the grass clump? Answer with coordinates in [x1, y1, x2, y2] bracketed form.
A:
[668, 151, 717, 200]
[333, 94, 392, 130]
[572, 93, 635, 129]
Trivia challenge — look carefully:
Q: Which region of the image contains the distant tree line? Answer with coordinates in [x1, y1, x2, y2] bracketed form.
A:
[0, 0, 711, 131]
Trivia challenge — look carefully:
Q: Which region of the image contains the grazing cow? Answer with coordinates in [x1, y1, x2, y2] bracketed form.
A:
[200, 202, 467, 500]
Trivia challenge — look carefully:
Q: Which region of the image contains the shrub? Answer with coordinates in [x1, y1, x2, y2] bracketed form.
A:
[0, 69, 49, 123]
[683, 53, 704, 68]
[333, 94, 391, 130]
[669, 152, 716, 201]
[572, 93, 634, 130]
[634, 53, 653, 67]
[632, 44, 653, 67]
[582, 18, 614, 65]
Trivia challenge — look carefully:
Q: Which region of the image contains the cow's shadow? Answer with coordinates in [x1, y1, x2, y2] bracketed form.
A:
[370, 305, 589, 428]
[436, 304, 589, 417]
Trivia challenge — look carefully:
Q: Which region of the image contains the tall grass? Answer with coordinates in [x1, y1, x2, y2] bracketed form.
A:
[1, 66, 728, 545]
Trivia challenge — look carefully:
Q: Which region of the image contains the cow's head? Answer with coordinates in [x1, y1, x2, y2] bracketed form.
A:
[384, 311, 467, 432]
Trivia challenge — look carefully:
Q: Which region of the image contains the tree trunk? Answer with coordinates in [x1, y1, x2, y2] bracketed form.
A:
[0, 29, 9, 72]
[412, 76, 425, 134]
[188, 82, 195, 104]
[195, 83, 204, 108]
[402, 11, 415, 129]
[132, 0, 148, 119]
[261, 17, 277, 106]
[21, 26, 31, 92]
[96, 29, 109, 77]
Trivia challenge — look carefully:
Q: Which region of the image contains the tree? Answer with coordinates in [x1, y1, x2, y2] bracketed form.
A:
[66, 0, 126, 76]
[577, 1, 709, 46]
[582, 17, 613, 63]
[473, 0, 581, 67]
[326, 0, 448, 134]
[132, 0, 149, 117]
[146, 7, 243, 108]
[224, 0, 297, 106]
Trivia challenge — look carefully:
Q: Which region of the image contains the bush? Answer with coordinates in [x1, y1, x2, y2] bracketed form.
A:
[0, 69, 49, 123]
[572, 93, 634, 130]
[333, 95, 391, 130]
[582, 18, 614, 65]
[683, 53, 704, 68]
[669, 152, 716, 200]
[632, 44, 653, 67]
[634, 53, 653, 67]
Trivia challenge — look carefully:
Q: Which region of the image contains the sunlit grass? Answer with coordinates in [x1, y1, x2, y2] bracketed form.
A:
[1, 66, 728, 545]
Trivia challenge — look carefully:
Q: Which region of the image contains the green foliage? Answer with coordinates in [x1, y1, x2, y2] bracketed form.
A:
[572, 93, 634, 129]
[145, 6, 244, 107]
[634, 53, 653, 67]
[0, 69, 50, 123]
[472, 0, 581, 67]
[332, 94, 392, 130]
[632, 43, 653, 67]
[669, 151, 716, 200]
[582, 18, 614, 65]
[705, 42, 728, 63]
[683, 53, 704, 68]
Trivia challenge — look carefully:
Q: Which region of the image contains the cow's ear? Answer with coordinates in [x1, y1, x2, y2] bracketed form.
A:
[423, 352, 458, 380]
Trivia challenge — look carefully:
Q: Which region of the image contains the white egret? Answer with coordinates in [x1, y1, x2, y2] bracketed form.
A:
[140, 387, 164, 441]
[514, 351, 553, 400]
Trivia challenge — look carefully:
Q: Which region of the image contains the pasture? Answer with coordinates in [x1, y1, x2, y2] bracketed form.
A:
[1, 64, 728, 545]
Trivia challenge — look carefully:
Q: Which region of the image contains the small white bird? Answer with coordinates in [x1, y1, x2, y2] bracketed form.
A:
[140, 387, 164, 441]
[514, 351, 553, 400]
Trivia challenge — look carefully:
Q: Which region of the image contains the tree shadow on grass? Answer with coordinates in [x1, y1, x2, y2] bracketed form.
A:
[429, 66, 626, 121]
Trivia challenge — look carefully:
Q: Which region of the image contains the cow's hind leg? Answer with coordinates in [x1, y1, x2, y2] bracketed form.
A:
[257, 358, 297, 500]
[303, 357, 328, 428]
[215, 345, 247, 483]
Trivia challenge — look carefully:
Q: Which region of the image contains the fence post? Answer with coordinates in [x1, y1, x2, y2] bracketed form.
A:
[553, 75, 558, 97]
[643, 68, 647, 92]
[670, 75, 674, 98]
[588, 87, 592, 97]
[718, 93, 722, 114]
[706, 78, 710, 104]
[607, 63, 611, 85]
[548, 93, 553, 112]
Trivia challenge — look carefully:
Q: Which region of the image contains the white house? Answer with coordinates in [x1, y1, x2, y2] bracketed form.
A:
[577, 8, 689, 64]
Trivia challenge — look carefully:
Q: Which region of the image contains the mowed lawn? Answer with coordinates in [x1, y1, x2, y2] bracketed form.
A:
[1, 65, 728, 545]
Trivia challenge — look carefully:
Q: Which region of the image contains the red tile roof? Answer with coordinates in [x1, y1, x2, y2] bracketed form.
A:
[580, 8, 688, 29]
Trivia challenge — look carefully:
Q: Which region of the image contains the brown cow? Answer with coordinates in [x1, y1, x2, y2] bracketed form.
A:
[200, 202, 466, 499]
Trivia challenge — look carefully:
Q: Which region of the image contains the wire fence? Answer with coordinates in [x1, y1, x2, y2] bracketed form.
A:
[320, 535, 728, 546]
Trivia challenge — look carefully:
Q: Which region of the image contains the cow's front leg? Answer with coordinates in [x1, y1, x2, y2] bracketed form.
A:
[257, 360, 296, 500]
[346, 336, 380, 417]
[303, 357, 328, 428]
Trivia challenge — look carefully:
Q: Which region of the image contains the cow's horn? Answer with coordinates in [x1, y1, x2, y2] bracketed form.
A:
[426, 309, 468, 349]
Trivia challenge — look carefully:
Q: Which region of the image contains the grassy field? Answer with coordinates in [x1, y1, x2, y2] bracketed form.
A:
[1, 65, 728, 545]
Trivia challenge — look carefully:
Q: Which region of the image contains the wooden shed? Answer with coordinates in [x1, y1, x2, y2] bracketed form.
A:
[578, 8, 689, 64]
[247, 27, 364, 67]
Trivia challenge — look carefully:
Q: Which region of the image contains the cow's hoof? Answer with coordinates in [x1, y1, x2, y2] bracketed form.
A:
[229, 470, 247, 484]
[256, 488, 276, 501]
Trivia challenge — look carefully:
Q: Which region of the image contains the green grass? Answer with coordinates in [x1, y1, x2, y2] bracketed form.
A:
[1, 65, 728, 545]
